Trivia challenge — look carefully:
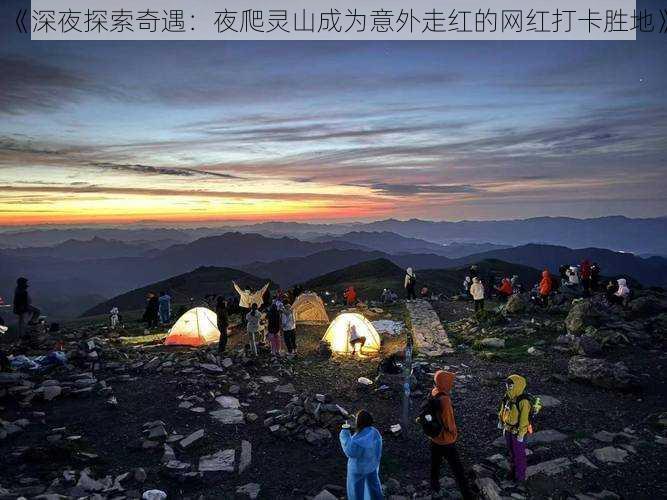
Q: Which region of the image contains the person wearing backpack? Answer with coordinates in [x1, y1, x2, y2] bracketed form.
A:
[418, 371, 473, 499]
[498, 374, 532, 482]
[404, 268, 417, 300]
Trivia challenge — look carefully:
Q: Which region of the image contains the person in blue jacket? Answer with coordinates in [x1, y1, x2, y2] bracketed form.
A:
[339, 410, 384, 500]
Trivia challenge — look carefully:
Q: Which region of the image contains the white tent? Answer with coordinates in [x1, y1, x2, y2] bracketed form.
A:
[164, 307, 220, 347]
[292, 293, 329, 323]
[322, 312, 382, 354]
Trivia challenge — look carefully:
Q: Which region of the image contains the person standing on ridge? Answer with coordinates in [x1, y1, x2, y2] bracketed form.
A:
[13, 277, 41, 339]
[158, 291, 172, 325]
[469, 277, 485, 312]
[405, 267, 417, 300]
[245, 303, 261, 356]
[538, 270, 553, 307]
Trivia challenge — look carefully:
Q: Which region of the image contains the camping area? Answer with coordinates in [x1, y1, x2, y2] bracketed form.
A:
[1, 259, 666, 499]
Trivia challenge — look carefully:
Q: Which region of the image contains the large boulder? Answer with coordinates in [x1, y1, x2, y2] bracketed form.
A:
[505, 294, 528, 314]
[567, 356, 639, 391]
[575, 335, 603, 357]
[565, 300, 601, 335]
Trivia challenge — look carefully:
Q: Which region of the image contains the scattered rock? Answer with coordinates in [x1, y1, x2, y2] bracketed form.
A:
[526, 457, 572, 478]
[236, 483, 261, 499]
[180, 429, 205, 448]
[313, 490, 338, 500]
[215, 395, 240, 409]
[479, 338, 505, 349]
[209, 408, 245, 424]
[305, 427, 332, 445]
[275, 383, 296, 394]
[239, 440, 252, 474]
[593, 446, 628, 464]
[568, 356, 640, 391]
[199, 449, 235, 472]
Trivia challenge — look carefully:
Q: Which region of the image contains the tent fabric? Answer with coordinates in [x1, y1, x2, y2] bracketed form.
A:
[292, 293, 329, 323]
[322, 312, 382, 354]
[165, 307, 220, 347]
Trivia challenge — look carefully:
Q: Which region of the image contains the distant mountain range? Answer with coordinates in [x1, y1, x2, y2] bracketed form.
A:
[3, 216, 666, 255]
[83, 257, 543, 318]
[2, 227, 666, 321]
[0, 237, 158, 260]
[82, 266, 274, 317]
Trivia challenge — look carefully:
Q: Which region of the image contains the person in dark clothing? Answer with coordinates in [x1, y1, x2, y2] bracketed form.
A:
[143, 293, 159, 329]
[605, 280, 618, 304]
[590, 262, 601, 292]
[405, 268, 417, 300]
[558, 265, 569, 288]
[0, 313, 10, 371]
[13, 277, 41, 338]
[266, 300, 282, 356]
[215, 296, 229, 355]
[377, 351, 404, 375]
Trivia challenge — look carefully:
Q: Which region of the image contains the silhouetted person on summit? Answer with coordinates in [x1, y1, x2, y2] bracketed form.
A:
[13, 277, 40, 339]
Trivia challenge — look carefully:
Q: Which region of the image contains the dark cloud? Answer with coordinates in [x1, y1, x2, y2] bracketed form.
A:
[359, 182, 482, 196]
[92, 162, 241, 179]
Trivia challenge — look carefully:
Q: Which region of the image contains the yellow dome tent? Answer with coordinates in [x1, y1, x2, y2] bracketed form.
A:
[292, 293, 329, 323]
[165, 307, 220, 347]
[321, 312, 382, 354]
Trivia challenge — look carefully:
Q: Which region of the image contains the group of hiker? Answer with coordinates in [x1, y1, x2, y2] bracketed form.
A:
[141, 291, 172, 328]
[243, 292, 299, 358]
[457, 259, 633, 314]
[340, 370, 538, 500]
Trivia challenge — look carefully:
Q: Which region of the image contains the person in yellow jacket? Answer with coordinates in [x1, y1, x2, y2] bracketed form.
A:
[498, 374, 531, 481]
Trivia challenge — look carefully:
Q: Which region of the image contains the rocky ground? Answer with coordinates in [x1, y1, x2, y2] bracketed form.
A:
[0, 291, 665, 500]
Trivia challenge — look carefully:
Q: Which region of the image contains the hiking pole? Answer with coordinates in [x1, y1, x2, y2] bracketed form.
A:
[401, 335, 414, 434]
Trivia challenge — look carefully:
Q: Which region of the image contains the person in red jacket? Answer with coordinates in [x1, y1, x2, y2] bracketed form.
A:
[538, 270, 552, 307]
[580, 259, 592, 296]
[427, 371, 473, 499]
[495, 277, 513, 300]
[343, 286, 357, 306]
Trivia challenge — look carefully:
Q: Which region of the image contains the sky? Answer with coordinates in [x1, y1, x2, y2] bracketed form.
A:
[1, 0, 666, 226]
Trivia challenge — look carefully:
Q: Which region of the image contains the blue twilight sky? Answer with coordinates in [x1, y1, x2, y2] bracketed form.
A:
[1, 0, 666, 225]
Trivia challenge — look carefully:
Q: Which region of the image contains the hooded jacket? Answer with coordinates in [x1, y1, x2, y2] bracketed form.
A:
[497, 278, 513, 296]
[158, 294, 171, 313]
[498, 374, 531, 439]
[615, 279, 630, 298]
[580, 260, 592, 280]
[344, 287, 357, 305]
[430, 371, 458, 445]
[539, 270, 552, 296]
[469, 278, 484, 301]
[404, 268, 416, 289]
[567, 267, 580, 285]
[339, 425, 383, 475]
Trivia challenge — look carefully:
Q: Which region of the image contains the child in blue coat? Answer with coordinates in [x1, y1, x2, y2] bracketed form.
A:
[339, 410, 384, 500]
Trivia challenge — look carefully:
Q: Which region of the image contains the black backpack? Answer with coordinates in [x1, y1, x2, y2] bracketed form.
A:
[418, 393, 446, 438]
